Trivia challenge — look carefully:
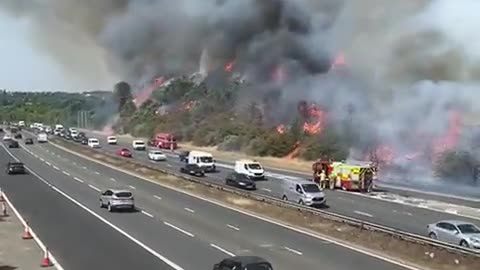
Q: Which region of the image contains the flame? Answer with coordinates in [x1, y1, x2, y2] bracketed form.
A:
[285, 141, 301, 159]
[432, 111, 463, 157]
[133, 76, 167, 107]
[182, 100, 196, 111]
[276, 124, 286, 134]
[302, 103, 326, 135]
[374, 145, 394, 165]
[225, 61, 235, 73]
[330, 52, 347, 71]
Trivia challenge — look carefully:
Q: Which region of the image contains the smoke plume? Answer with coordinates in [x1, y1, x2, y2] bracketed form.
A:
[2, 0, 480, 186]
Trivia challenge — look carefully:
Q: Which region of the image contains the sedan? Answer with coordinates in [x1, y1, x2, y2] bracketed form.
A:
[225, 172, 256, 190]
[148, 150, 167, 161]
[428, 220, 480, 249]
[8, 141, 19, 148]
[180, 164, 205, 177]
[3, 134, 11, 141]
[6, 162, 27, 174]
[116, 148, 132, 158]
[100, 189, 135, 212]
[24, 138, 34, 145]
[14, 133, 22, 139]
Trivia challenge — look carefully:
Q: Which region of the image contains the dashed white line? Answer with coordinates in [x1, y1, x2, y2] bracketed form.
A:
[403, 212, 413, 216]
[184, 208, 195, 213]
[154, 195, 162, 200]
[163, 222, 194, 237]
[62, 171, 70, 176]
[128, 185, 136, 190]
[82, 166, 87, 170]
[45, 161, 51, 166]
[53, 165, 60, 170]
[110, 177, 116, 182]
[167, 164, 172, 167]
[284, 246, 303, 255]
[354, 211, 373, 218]
[227, 224, 240, 231]
[261, 188, 272, 192]
[88, 184, 101, 192]
[210, 244, 235, 257]
[94, 171, 100, 175]
[40, 158, 45, 162]
[73, 177, 84, 183]
[141, 210, 154, 218]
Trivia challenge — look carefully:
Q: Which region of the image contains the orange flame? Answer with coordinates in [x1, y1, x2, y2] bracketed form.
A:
[302, 104, 326, 135]
[285, 141, 301, 159]
[276, 124, 286, 134]
[330, 53, 347, 71]
[225, 61, 235, 73]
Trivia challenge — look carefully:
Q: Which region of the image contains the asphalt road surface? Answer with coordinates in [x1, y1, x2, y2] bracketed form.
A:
[74, 131, 480, 236]
[0, 139, 411, 270]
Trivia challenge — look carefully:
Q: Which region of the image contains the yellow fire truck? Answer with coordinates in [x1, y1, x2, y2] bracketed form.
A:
[313, 160, 376, 192]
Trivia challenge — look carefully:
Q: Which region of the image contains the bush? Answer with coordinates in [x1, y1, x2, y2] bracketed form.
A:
[217, 135, 244, 151]
[299, 130, 349, 161]
[434, 150, 479, 185]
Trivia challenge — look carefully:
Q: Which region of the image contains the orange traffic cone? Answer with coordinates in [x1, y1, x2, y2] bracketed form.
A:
[22, 223, 33, 240]
[41, 248, 53, 267]
[1, 202, 7, 217]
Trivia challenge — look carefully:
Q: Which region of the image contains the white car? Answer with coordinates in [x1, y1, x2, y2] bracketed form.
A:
[3, 134, 12, 141]
[107, 136, 117, 145]
[100, 189, 135, 212]
[427, 220, 480, 249]
[88, 138, 101, 148]
[148, 150, 167, 161]
[132, 140, 146, 150]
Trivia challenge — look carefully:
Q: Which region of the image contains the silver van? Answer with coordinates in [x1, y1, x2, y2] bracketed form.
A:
[281, 179, 326, 206]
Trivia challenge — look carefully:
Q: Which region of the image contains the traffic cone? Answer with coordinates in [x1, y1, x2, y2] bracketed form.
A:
[41, 248, 53, 267]
[1, 202, 7, 217]
[22, 223, 33, 240]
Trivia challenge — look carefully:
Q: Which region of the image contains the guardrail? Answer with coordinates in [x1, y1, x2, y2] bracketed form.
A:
[43, 135, 480, 257]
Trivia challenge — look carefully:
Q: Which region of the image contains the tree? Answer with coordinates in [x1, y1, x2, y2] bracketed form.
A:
[113, 81, 134, 113]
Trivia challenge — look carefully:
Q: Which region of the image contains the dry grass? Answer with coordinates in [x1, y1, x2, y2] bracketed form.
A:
[53, 138, 480, 270]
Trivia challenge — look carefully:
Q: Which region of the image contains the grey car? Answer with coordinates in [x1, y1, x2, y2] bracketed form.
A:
[281, 179, 326, 206]
[100, 189, 135, 212]
[427, 220, 480, 249]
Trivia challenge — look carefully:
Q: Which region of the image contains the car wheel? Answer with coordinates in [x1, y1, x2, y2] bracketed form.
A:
[100, 200, 104, 208]
[282, 195, 288, 201]
[460, 240, 470, 248]
[107, 203, 113, 212]
[428, 232, 437, 240]
[298, 200, 305, 205]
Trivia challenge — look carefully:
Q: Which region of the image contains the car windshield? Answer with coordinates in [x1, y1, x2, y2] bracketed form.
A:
[134, 141, 145, 145]
[90, 139, 98, 143]
[108, 137, 116, 140]
[248, 163, 262, 170]
[302, 184, 321, 193]
[10, 162, 23, 166]
[246, 263, 273, 270]
[115, 192, 132, 198]
[199, 156, 213, 163]
[458, 224, 480, 234]
[151, 151, 163, 155]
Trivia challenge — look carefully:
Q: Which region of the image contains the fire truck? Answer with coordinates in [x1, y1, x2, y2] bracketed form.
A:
[148, 132, 178, 150]
[312, 159, 376, 192]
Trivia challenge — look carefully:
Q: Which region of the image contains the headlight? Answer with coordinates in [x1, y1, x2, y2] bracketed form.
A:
[239, 182, 246, 185]
[470, 238, 480, 243]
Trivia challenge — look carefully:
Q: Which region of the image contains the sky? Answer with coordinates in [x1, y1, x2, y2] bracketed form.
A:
[0, 13, 73, 91]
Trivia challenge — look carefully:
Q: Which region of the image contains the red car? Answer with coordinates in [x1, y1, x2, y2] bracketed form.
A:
[116, 148, 132, 157]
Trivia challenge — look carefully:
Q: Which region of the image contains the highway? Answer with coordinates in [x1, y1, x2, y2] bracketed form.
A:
[73, 131, 480, 236]
[0, 137, 411, 269]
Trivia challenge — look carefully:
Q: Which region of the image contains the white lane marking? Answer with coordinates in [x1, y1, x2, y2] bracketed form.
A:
[88, 184, 101, 192]
[141, 210, 154, 218]
[53, 165, 60, 170]
[167, 164, 172, 167]
[210, 244, 235, 257]
[94, 171, 100, 175]
[403, 212, 413, 216]
[1, 190, 66, 270]
[82, 166, 87, 170]
[45, 161, 51, 166]
[261, 188, 272, 193]
[163, 222, 195, 237]
[354, 211, 373, 218]
[73, 177, 85, 183]
[259, 244, 273, 248]
[284, 246, 303, 255]
[47, 141, 423, 270]
[110, 177, 116, 182]
[446, 209, 458, 215]
[128, 185, 136, 190]
[1, 151, 185, 270]
[40, 158, 45, 162]
[184, 207, 195, 213]
[154, 195, 162, 200]
[62, 171, 70, 176]
[227, 224, 240, 231]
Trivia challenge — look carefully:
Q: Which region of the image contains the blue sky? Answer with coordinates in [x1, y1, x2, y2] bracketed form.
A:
[0, 13, 76, 91]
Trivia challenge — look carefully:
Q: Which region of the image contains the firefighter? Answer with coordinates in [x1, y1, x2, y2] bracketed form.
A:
[314, 167, 322, 184]
[319, 170, 327, 188]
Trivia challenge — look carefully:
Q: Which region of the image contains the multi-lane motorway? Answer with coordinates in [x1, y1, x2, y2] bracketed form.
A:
[0, 133, 412, 269]
[77, 131, 480, 236]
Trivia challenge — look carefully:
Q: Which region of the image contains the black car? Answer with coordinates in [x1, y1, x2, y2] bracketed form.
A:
[6, 162, 26, 174]
[8, 141, 19, 148]
[24, 138, 34, 145]
[213, 256, 273, 270]
[225, 172, 256, 190]
[180, 164, 205, 177]
[14, 133, 22, 139]
[81, 137, 89, 145]
[178, 150, 190, 162]
[0, 127, 3, 132]
[73, 136, 83, 143]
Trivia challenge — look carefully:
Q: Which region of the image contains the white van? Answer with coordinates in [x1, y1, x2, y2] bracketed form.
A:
[187, 151, 216, 172]
[234, 159, 265, 180]
[281, 179, 326, 206]
[37, 133, 48, 143]
[107, 136, 117, 145]
[132, 140, 146, 150]
[88, 138, 100, 148]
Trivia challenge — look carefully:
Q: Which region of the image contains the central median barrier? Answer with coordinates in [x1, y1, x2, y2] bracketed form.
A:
[48, 137, 479, 270]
